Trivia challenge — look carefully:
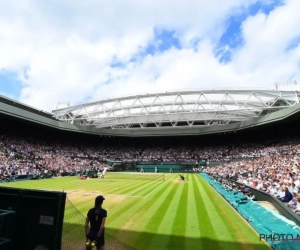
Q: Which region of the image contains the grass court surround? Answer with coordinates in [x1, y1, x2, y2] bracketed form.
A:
[0, 174, 269, 250]
[102, 172, 167, 181]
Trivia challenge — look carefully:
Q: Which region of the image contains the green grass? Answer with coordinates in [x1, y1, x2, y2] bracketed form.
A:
[0, 174, 270, 250]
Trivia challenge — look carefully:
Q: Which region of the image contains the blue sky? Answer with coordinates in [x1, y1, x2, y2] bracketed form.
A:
[103, 1, 282, 68]
[216, 0, 284, 62]
[144, 29, 182, 55]
[0, 71, 23, 99]
[0, 0, 299, 111]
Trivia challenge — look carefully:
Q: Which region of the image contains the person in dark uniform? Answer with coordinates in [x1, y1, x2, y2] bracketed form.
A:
[179, 175, 185, 181]
[85, 195, 107, 250]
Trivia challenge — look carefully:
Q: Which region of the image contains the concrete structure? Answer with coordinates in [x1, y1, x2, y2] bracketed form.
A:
[52, 89, 300, 129]
[1, 88, 300, 137]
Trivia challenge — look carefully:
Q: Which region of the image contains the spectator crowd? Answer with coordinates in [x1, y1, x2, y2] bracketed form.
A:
[0, 123, 253, 180]
[1, 130, 283, 181]
[205, 134, 300, 216]
[3, 119, 300, 218]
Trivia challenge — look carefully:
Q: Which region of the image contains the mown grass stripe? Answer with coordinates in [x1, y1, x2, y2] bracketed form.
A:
[199, 176, 270, 250]
[66, 196, 94, 217]
[70, 191, 142, 217]
[146, 176, 187, 249]
[197, 176, 236, 243]
[134, 181, 166, 197]
[106, 180, 149, 194]
[87, 179, 148, 196]
[132, 181, 180, 249]
[2, 177, 147, 196]
[1, 177, 88, 191]
[0, 177, 164, 196]
[166, 174, 189, 249]
[131, 181, 164, 197]
[184, 174, 201, 247]
[127, 181, 157, 195]
[107, 179, 173, 227]
[1, 174, 271, 250]
[75, 178, 139, 194]
[193, 174, 220, 249]
[103, 180, 169, 220]
[106, 179, 176, 247]
[90, 179, 163, 196]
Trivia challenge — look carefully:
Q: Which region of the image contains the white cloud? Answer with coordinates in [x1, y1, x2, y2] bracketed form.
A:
[233, 0, 300, 81]
[0, 0, 299, 111]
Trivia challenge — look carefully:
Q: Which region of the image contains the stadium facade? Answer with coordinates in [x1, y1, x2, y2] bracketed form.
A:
[1, 88, 300, 136]
[2, 88, 300, 242]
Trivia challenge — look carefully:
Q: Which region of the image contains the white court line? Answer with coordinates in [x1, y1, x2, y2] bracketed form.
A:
[127, 181, 158, 196]
[67, 191, 144, 198]
[143, 181, 167, 198]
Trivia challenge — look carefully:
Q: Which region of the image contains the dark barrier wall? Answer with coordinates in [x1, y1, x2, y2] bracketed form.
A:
[137, 165, 181, 173]
[136, 164, 201, 173]
[0, 187, 66, 250]
[210, 175, 300, 227]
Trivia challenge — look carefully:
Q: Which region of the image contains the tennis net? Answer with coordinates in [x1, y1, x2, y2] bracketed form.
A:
[104, 172, 166, 181]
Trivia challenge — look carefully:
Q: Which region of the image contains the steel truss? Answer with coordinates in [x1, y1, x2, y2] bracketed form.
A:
[52, 90, 300, 129]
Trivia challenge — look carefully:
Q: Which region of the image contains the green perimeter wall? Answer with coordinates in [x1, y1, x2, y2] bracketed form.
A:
[137, 164, 180, 173]
[107, 160, 122, 166]
[0, 187, 66, 250]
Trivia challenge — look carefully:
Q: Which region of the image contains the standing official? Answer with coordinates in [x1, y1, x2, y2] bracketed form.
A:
[85, 195, 107, 250]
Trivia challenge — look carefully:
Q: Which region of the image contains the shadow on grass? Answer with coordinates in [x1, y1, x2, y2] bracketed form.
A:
[62, 197, 272, 250]
[62, 221, 272, 250]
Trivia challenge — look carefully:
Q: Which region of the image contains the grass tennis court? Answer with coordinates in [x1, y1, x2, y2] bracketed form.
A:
[0, 173, 270, 250]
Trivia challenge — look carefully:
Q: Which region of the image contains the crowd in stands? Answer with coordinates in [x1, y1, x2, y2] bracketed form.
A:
[0, 123, 298, 179]
[0, 128, 111, 180]
[2, 119, 300, 217]
[0, 123, 248, 180]
[1, 125, 290, 180]
[204, 134, 300, 216]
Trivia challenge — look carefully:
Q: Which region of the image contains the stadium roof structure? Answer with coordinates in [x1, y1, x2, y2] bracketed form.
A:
[52, 89, 300, 130]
